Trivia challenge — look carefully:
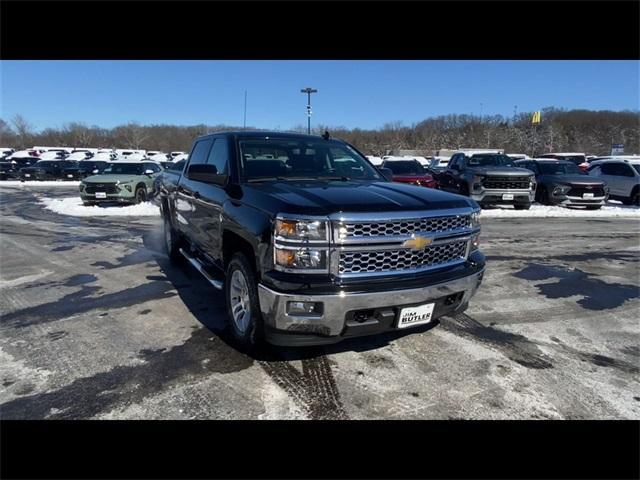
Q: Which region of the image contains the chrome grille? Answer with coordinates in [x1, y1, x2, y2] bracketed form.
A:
[338, 240, 468, 275]
[340, 215, 470, 238]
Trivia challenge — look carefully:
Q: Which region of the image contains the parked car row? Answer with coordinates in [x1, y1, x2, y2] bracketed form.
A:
[0, 146, 189, 181]
[380, 151, 640, 208]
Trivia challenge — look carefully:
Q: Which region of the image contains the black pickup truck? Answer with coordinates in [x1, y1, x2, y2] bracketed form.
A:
[157, 131, 485, 348]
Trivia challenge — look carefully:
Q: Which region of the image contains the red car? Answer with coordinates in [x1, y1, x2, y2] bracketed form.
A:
[380, 160, 438, 188]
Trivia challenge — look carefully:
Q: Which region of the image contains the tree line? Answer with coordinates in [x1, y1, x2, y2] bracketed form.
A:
[2, 107, 638, 156]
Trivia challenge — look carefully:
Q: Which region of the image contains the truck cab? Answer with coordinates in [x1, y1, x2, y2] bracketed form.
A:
[158, 131, 485, 348]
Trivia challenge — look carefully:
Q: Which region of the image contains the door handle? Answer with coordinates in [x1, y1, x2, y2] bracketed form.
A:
[194, 191, 201, 199]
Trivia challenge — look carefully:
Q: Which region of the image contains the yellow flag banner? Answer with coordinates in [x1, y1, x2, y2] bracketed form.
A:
[531, 111, 541, 124]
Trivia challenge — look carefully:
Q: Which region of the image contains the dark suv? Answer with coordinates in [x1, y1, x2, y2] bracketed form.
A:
[438, 152, 536, 209]
[515, 159, 608, 209]
[19, 160, 78, 181]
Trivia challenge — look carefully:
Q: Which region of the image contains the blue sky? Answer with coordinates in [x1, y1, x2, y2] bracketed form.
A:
[1, 61, 638, 131]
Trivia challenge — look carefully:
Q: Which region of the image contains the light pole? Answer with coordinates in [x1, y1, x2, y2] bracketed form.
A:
[300, 87, 317, 134]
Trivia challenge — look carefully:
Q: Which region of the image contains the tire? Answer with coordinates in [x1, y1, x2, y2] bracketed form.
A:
[585, 205, 602, 210]
[225, 252, 264, 349]
[134, 186, 147, 204]
[514, 203, 531, 210]
[537, 187, 551, 205]
[632, 191, 640, 206]
[163, 209, 182, 264]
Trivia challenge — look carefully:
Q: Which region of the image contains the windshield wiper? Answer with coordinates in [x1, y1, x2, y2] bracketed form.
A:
[318, 176, 351, 181]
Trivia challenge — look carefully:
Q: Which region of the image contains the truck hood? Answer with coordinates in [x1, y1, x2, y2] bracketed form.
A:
[468, 166, 534, 176]
[542, 175, 605, 185]
[83, 174, 143, 183]
[242, 180, 474, 216]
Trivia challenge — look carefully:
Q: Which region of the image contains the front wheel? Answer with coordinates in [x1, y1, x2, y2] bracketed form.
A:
[225, 253, 264, 350]
[134, 186, 147, 204]
[514, 203, 531, 210]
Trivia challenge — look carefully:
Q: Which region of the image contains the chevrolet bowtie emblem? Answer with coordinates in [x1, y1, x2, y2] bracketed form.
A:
[402, 235, 433, 250]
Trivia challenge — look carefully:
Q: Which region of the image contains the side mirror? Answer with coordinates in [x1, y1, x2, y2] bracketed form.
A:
[144, 169, 154, 175]
[92, 169, 99, 174]
[378, 167, 394, 181]
[188, 164, 228, 185]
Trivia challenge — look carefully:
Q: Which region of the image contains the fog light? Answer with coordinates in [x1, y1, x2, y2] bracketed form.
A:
[287, 301, 323, 316]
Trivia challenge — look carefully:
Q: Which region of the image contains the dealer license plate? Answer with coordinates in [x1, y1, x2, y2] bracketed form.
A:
[502, 193, 514, 200]
[95, 192, 107, 199]
[397, 303, 435, 329]
[583, 193, 594, 199]
[67, 174, 73, 178]
[24, 174, 30, 178]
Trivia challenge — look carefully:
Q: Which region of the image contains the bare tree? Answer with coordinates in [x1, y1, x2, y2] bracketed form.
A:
[0, 118, 16, 146]
[11, 114, 33, 149]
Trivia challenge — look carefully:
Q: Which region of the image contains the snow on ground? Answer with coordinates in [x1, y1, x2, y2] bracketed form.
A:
[39, 197, 160, 217]
[1, 181, 80, 187]
[480, 203, 640, 218]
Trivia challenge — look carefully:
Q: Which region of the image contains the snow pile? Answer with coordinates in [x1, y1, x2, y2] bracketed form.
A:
[480, 204, 640, 218]
[39, 197, 160, 217]
[1, 181, 81, 187]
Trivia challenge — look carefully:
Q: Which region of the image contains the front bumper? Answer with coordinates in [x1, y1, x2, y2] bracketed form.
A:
[258, 267, 485, 346]
[80, 193, 136, 203]
[471, 188, 535, 205]
[555, 194, 608, 207]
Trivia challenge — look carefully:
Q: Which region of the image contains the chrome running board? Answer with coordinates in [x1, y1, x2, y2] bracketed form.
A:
[179, 248, 224, 290]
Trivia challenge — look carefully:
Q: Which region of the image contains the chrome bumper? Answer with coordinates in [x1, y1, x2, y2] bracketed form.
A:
[470, 188, 535, 203]
[257, 268, 485, 338]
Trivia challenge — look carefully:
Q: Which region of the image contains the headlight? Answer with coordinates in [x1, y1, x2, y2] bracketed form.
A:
[469, 210, 481, 228]
[470, 233, 481, 252]
[273, 215, 330, 272]
[472, 174, 485, 184]
[275, 247, 327, 270]
[79, 183, 85, 192]
[274, 218, 328, 242]
[553, 184, 571, 195]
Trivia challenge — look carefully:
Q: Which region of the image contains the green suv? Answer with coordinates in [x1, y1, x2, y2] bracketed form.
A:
[80, 161, 162, 205]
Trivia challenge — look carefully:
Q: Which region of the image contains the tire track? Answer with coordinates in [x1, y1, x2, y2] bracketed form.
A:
[260, 353, 348, 420]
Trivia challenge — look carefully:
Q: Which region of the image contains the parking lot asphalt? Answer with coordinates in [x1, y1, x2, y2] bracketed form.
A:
[1, 185, 639, 419]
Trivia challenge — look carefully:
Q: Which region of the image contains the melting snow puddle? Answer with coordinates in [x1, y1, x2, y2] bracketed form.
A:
[39, 197, 160, 217]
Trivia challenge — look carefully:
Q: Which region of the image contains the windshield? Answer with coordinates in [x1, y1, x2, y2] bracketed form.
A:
[467, 154, 515, 167]
[538, 162, 583, 175]
[383, 161, 424, 175]
[34, 161, 59, 168]
[103, 163, 145, 175]
[633, 165, 640, 175]
[238, 138, 382, 181]
[83, 161, 108, 170]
